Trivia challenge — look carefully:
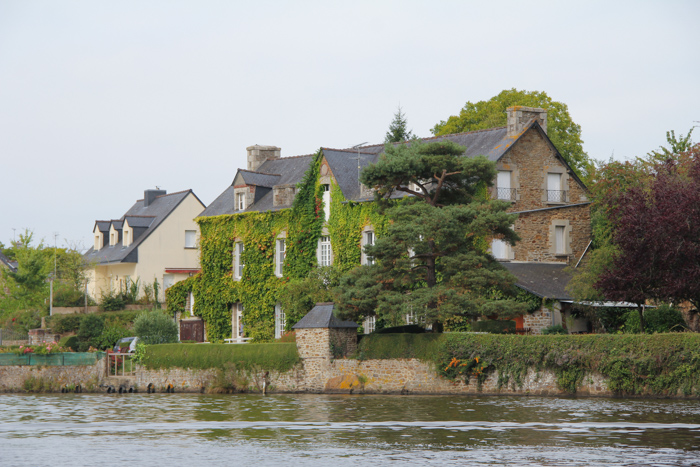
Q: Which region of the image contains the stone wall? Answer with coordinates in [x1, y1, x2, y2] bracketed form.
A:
[523, 308, 554, 334]
[0, 357, 106, 392]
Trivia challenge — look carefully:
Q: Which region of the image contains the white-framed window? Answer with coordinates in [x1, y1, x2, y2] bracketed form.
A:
[110, 232, 116, 246]
[188, 291, 195, 316]
[491, 238, 509, 260]
[547, 172, 565, 202]
[362, 231, 375, 265]
[275, 239, 286, 277]
[123, 230, 130, 247]
[232, 302, 244, 339]
[555, 225, 566, 255]
[497, 170, 513, 200]
[233, 242, 245, 279]
[318, 235, 332, 267]
[364, 315, 376, 334]
[322, 184, 331, 221]
[236, 192, 246, 211]
[185, 230, 197, 248]
[94, 234, 101, 251]
[274, 303, 286, 339]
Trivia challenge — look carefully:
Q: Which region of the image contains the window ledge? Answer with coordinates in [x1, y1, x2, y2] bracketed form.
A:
[184, 247, 197, 250]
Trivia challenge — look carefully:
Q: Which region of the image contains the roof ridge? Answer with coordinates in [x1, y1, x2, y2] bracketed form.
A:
[322, 147, 376, 154]
[156, 189, 192, 198]
[123, 215, 157, 218]
[238, 169, 282, 176]
[355, 126, 508, 150]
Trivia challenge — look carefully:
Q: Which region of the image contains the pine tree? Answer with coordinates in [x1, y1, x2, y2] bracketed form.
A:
[384, 106, 414, 143]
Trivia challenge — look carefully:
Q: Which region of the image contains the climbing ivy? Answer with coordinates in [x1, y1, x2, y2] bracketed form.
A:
[164, 276, 195, 315]
[191, 149, 392, 342]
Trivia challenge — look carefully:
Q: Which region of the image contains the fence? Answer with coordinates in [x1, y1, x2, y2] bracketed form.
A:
[0, 352, 103, 366]
[108, 352, 137, 376]
[0, 328, 29, 346]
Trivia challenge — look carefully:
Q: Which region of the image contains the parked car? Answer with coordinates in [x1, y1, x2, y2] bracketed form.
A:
[113, 337, 139, 353]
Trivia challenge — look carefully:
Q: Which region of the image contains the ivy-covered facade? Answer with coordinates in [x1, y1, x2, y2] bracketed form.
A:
[168, 106, 594, 341]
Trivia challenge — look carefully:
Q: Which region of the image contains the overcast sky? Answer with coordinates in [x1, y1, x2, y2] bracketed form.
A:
[1, 0, 698, 249]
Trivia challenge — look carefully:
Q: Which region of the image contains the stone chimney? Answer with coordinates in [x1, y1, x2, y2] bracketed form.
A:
[144, 189, 166, 207]
[506, 106, 547, 137]
[247, 145, 281, 172]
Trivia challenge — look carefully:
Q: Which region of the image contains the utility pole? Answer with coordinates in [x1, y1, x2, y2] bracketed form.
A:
[50, 233, 58, 316]
[351, 142, 368, 186]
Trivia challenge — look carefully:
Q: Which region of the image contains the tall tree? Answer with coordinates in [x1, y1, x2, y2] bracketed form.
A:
[384, 106, 414, 143]
[432, 89, 591, 180]
[335, 140, 527, 330]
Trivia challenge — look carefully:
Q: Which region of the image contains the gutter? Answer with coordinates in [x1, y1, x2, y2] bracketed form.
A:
[511, 202, 591, 215]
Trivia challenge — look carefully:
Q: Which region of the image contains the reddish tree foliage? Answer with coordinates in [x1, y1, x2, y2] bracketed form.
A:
[596, 146, 700, 331]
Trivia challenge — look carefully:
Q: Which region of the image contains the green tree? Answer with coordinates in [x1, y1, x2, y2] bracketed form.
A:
[384, 106, 414, 143]
[432, 89, 591, 180]
[278, 267, 340, 332]
[133, 310, 178, 344]
[335, 140, 527, 331]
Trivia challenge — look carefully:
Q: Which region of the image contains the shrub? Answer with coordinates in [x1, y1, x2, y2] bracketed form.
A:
[99, 290, 126, 311]
[97, 325, 131, 351]
[58, 335, 79, 351]
[354, 333, 442, 361]
[77, 314, 105, 350]
[133, 311, 178, 345]
[542, 324, 568, 335]
[472, 320, 516, 334]
[375, 325, 426, 334]
[622, 304, 688, 333]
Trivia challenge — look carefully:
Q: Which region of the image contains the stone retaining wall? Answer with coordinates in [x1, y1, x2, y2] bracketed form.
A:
[0, 357, 107, 392]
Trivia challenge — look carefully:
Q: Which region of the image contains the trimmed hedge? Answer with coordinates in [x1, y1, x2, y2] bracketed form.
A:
[142, 343, 300, 373]
[354, 332, 700, 397]
[46, 310, 143, 334]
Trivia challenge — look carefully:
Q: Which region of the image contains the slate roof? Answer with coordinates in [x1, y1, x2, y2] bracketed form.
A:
[200, 155, 314, 217]
[84, 190, 202, 266]
[503, 262, 573, 300]
[292, 303, 359, 329]
[0, 251, 17, 273]
[201, 118, 577, 216]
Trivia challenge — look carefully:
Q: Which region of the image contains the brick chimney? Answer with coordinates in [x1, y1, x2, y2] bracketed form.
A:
[144, 189, 166, 207]
[247, 145, 281, 172]
[506, 106, 547, 137]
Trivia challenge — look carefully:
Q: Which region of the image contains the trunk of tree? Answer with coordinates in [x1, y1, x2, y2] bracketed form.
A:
[637, 304, 646, 333]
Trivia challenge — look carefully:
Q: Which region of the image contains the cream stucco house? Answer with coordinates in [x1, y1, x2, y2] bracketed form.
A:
[84, 189, 206, 302]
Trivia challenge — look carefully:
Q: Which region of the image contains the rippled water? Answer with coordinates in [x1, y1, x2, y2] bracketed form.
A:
[1, 393, 699, 466]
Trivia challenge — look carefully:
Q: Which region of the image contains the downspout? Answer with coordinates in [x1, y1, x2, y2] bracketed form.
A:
[575, 240, 592, 268]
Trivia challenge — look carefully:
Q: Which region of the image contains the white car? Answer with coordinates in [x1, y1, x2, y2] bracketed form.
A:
[113, 337, 139, 353]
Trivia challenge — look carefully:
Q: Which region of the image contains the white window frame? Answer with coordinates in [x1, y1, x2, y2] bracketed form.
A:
[361, 230, 375, 265]
[274, 303, 285, 339]
[236, 192, 246, 211]
[496, 170, 513, 200]
[364, 315, 376, 334]
[317, 235, 332, 267]
[275, 239, 286, 277]
[185, 230, 197, 248]
[94, 234, 101, 251]
[547, 172, 564, 202]
[188, 291, 195, 316]
[232, 302, 244, 339]
[555, 225, 566, 255]
[233, 242, 245, 279]
[322, 184, 331, 221]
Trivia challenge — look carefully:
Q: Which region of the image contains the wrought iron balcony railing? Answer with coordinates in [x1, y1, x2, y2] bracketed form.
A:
[496, 187, 517, 201]
[546, 190, 568, 203]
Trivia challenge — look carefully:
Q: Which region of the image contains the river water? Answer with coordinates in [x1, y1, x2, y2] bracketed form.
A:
[0, 393, 699, 466]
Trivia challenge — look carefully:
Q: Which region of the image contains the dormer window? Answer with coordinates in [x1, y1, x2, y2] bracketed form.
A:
[110, 232, 116, 246]
[236, 192, 246, 211]
[123, 230, 130, 247]
[94, 234, 101, 251]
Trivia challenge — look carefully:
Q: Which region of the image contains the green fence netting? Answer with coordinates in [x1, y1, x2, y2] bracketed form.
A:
[0, 352, 103, 366]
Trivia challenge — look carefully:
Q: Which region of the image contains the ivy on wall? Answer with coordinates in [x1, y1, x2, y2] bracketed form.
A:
[189, 150, 392, 342]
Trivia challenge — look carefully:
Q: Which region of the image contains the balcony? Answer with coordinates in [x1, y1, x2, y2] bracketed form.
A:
[496, 187, 517, 201]
[546, 190, 568, 203]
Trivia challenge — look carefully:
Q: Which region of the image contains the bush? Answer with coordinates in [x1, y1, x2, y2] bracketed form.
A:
[354, 333, 442, 361]
[142, 343, 300, 372]
[58, 335, 79, 351]
[542, 324, 568, 335]
[96, 325, 130, 350]
[77, 314, 105, 350]
[47, 310, 141, 334]
[133, 311, 178, 345]
[623, 304, 688, 333]
[375, 325, 426, 334]
[99, 290, 126, 311]
[472, 320, 516, 334]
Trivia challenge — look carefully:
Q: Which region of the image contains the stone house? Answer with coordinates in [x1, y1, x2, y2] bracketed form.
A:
[84, 189, 206, 303]
[189, 106, 591, 340]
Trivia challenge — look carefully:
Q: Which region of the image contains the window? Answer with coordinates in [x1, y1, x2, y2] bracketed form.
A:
[123, 230, 130, 247]
[491, 238, 509, 260]
[187, 291, 195, 316]
[232, 303, 244, 339]
[234, 242, 245, 279]
[322, 184, 331, 221]
[274, 303, 285, 339]
[318, 236, 332, 267]
[110, 232, 116, 246]
[275, 239, 285, 277]
[497, 171, 514, 200]
[236, 192, 246, 211]
[547, 173, 565, 202]
[555, 225, 566, 255]
[364, 315, 376, 334]
[94, 235, 101, 251]
[362, 231, 375, 265]
[185, 230, 197, 248]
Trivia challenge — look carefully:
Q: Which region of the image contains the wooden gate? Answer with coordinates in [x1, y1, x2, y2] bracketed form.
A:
[180, 319, 204, 342]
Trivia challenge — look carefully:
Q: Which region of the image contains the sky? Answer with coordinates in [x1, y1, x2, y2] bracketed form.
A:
[1, 0, 698, 250]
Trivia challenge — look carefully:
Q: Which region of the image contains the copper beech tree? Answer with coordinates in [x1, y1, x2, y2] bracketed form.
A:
[596, 146, 700, 332]
[335, 140, 527, 331]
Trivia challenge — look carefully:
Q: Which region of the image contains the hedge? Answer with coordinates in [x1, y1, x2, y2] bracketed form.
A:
[142, 343, 300, 373]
